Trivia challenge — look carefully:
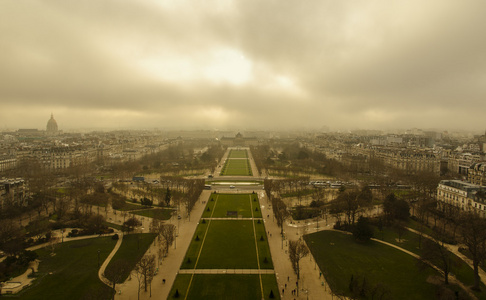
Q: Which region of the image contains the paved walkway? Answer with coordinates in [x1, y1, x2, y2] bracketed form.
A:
[178, 269, 275, 274]
[114, 190, 211, 300]
[0, 260, 39, 295]
[202, 217, 263, 220]
[261, 191, 333, 300]
[98, 231, 124, 286]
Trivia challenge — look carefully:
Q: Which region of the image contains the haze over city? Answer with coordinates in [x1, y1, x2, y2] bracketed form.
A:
[1, 0, 485, 132]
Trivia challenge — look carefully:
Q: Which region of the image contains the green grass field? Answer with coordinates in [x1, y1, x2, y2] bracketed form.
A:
[104, 233, 157, 282]
[183, 194, 269, 270]
[304, 230, 450, 300]
[19, 237, 116, 300]
[220, 159, 252, 176]
[181, 219, 273, 269]
[130, 208, 174, 220]
[189, 220, 258, 269]
[373, 224, 486, 297]
[173, 192, 278, 299]
[202, 193, 260, 218]
[169, 274, 280, 300]
[228, 149, 248, 159]
[115, 201, 146, 211]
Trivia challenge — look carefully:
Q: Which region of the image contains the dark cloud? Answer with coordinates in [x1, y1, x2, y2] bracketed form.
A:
[1, 0, 485, 131]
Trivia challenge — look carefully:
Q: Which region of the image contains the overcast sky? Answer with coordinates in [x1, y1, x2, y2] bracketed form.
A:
[1, 1, 485, 132]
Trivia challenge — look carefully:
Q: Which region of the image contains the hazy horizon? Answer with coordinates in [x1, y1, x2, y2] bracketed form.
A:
[1, 1, 485, 132]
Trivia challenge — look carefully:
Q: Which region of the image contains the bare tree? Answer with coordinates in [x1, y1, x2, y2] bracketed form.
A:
[104, 259, 130, 300]
[135, 254, 156, 296]
[272, 197, 289, 248]
[122, 217, 141, 234]
[160, 224, 176, 256]
[288, 239, 310, 297]
[150, 220, 176, 256]
[0, 219, 23, 256]
[459, 212, 486, 290]
[420, 230, 456, 285]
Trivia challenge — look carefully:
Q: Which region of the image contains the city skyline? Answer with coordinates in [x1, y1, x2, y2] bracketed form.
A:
[1, 1, 485, 132]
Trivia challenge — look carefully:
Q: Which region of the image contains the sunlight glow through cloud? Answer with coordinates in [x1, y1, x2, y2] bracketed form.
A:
[136, 48, 251, 85]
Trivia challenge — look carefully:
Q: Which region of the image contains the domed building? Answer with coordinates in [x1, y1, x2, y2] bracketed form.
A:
[46, 113, 58, 133]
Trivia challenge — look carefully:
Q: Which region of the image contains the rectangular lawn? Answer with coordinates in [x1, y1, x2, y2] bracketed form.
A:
[182, 220, 258, 269]
[228, 149, 248, 159]
[202, 193, 255, 218]
[130, 208, 174, 220]
[169, 274, 280, 300]
[220, 158, 252, 176]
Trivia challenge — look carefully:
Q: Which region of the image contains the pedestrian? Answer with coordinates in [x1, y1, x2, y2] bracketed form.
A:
[285, 283, 287, 289]
[163, 279, 166, 284]
[319, 272, 321, 278]
[282, 289, 284, 294]
[287, 276, 289, 281]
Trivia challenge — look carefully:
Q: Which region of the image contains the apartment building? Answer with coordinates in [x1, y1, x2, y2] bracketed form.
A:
[0, 178, 27, 208]
[468, 162, 486, 186]
[437, 180, 486, 217]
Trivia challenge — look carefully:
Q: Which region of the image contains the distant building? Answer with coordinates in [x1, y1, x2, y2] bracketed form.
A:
[220, 132, 258, 147]
[0, 178, 27, 209]
[468, 162, 486, 186]
[46, 113, 59, 133]
[0, 157, 17, 172]
[437, 180, 486, 217]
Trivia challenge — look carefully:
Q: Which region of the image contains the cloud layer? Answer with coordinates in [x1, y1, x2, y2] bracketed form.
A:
[1, 0, 485, 132]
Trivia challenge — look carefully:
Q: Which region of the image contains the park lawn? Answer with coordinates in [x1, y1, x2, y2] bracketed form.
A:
[304, 230, 440, 300]
[261, 274, 281, 300]
[220, 159, 252, 176]
[254, 220, 273, 269]
[19, 237, 116, 300]
[184, 220, 258, 269]
[168, 274, 192, 299]
[169, 274, 279, 300]
[130, 208, 174, 220]
[251, 193, 263, 218]
[181, 221, 209, 269]
[116, 201, 146, 211]
[281, 189, 315, 198]
[211, 194, 253, 218]
[228, 149, 248, 159]
[104, 221, 123, 231]
[197, 220, 258, 269]
[373, 225, 486, 296]
[201, 193, 261, 219]
[104, 233, 157, 283]
[406, 218, 437, 237]
[201, 194, 218, 218]
[207, 180, 263, 185]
